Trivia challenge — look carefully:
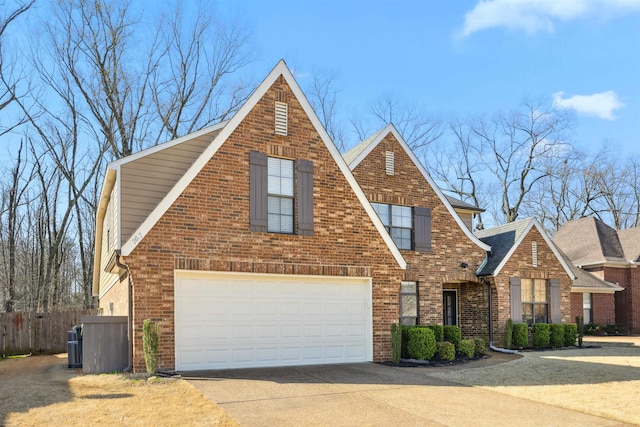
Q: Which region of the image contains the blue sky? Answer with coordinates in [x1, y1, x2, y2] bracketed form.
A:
[218, 0, 640, 155]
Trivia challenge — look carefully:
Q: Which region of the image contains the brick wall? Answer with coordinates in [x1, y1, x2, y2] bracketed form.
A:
[491, 227, 572, 346]
[122, 76, 405, 372]
[570, 292, 582, 321]
[350, 131, 488, 338]
[593, 293, 616, 325]
[605, 266, 639, 333]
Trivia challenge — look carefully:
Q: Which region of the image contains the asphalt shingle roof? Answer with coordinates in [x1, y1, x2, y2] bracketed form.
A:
[474, 219, 532, 276]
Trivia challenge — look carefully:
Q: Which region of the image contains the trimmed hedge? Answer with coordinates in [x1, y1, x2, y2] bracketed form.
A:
[407, 327, 437, 360]
[473, 337, 487, 355]
[443, 325, 462, 349]
[512, 323, 528, 348]
[550, 324, 565, 348]
[427, 325, 444, 342]
[391, 323, 402, 363]
[437, 341, 456, 361]
[504, 319, 514, 349]
[532, 323, 551, 348]
[564, 324, 577, 347]
[458, 339, 475, 358]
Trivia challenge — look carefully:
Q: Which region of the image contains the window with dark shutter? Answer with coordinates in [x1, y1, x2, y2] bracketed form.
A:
[509, 277, 522, 323]
[414, 207, 432, 252]
[249, 151, 268, 231]
[296, 159, 314, 235]
[549, 279, 561, 323]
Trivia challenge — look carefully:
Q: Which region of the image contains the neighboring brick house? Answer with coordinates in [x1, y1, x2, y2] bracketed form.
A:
[93, 61, 408, 372]
[553, 217, 637, 333]
[475, 219, 576, 345]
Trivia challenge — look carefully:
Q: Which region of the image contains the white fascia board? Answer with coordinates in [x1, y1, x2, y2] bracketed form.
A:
[571, 286, 624, 294]
[491, 218, 576, 279]
[92, 167, 118, 296]
[120, 60, 407, 270]
[108, 121, 229, 168]
[351, 124, 491, 253]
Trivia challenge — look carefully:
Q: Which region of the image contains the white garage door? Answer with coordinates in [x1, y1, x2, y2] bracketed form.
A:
[174, 271, 373, 371]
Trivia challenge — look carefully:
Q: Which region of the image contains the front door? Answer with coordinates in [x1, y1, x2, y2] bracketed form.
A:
[443, 291, 457, 326]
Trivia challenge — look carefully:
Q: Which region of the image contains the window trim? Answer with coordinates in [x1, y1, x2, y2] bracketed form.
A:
[521, 278, 548, 325]
[372, 202, 413, 250]
[267, 156, 295, 234]
[443, 290, 458, 326]
[400, 281, 418, 326]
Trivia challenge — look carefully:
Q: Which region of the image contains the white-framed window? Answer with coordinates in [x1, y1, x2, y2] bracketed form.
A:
[267, 157, 294, 233]
[372, 203, 412, 250]
[400, 281, 418, 326]
[583, 293, 592, 324]
[522, 278, 547, 325]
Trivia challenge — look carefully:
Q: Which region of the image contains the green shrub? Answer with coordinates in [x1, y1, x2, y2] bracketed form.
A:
[406, 327, 436, 360]
[585, 323, 601, 335]
[564, 324, 577, 346]
[443, 325, 462, 349]
[458, 339, 475, 358]
[427, 325, 444, 342]
[504, 319, 514, 349]
[437, 341, 456, 361]
[143, 319, 160, 374]
[473, 337, 487, 355]
[550, 324, 565, 347]
[512, 323, 529, 348]
[401, 326, 411, 358]
[532, 323, 551, 348]
[603, 324, 619, 335]
[391, 323, 402, 363]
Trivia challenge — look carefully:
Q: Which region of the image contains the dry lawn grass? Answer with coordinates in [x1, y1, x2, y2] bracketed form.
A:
[0, 354, 238, 426]
[428, 338, 640, 426]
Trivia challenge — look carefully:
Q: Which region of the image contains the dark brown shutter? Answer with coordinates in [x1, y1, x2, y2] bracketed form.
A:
[249, 151, 268, 232]
[550, 279, 561, 323]
[297, 159, 314, 236]
[510, 277, 522, 323]
[414, 207, 432, 252]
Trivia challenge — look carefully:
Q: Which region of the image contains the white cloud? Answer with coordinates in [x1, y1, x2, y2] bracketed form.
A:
[458, 0, 640, 38]
[552, 91, 625, 120]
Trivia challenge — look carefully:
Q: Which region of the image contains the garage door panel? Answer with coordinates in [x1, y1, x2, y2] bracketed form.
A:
[175, 272, 373, 370]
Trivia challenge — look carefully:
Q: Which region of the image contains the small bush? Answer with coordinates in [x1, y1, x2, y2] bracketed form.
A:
[427, 325, 444, 342]
[576, 316, 584, 346]
[458, 339, 475, 358]
[564, 324, 577, 346]
[391, 323, 402, 363]
[504, 319, 514, 349]
[550, 324, 565, 347]
[603, 324, 619, 335]
[512, 323, 529, 348]
[473, 337, 487, 355]
[143, 319, 160, 374]
[437, 341, 456, 361]
[585, 323, 601, 335]
[532, 323, 551, 348]
[401, 326, 411, 358]
[406, 327, 436, 360]
[443, 325, 462, 349]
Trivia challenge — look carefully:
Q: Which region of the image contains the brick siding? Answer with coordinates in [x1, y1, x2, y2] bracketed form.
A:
[122, 76, 405, 372]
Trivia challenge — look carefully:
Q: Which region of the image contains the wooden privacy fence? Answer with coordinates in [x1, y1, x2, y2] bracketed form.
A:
[1, 310, 96, 356]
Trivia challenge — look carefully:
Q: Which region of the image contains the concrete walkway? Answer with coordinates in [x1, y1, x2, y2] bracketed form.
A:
[185, 353, 630, 427]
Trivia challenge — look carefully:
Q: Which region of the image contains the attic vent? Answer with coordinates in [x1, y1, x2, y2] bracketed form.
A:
[532, 241, 538, 267]
[385, 151, 394, 176]
[275, 101, 288, 136]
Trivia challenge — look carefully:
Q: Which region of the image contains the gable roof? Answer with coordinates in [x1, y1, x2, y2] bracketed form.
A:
[343, 124, 491, 252]
[474, 217, 575, 278]
[571, 266, 624, 293]
[445, 195, 484, 213]
[553, 217, 638, 267]
[107, 60, 406, 270]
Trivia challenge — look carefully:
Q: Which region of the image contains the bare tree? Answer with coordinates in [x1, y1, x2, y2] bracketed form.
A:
[0, 0, 34, 136]
[427, 119, 490, 229]
[472, 102, 572, 223]
[306, 70, 346, 151]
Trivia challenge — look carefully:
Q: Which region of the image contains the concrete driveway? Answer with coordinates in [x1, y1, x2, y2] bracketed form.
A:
[184, 352, 630, 427]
